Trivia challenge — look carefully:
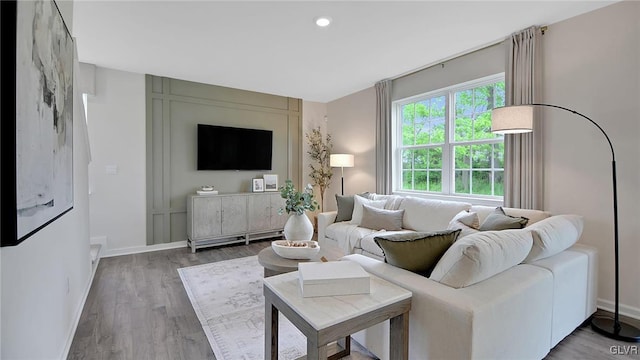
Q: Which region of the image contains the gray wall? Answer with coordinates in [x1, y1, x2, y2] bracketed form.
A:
[392, 42, 505, 101]
[146, 76, 302, 245]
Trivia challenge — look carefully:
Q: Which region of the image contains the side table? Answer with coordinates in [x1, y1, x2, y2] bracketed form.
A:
[263, 270, 412, 359]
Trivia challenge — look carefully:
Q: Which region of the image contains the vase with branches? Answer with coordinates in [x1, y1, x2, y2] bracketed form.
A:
[305, 127, 333, 210]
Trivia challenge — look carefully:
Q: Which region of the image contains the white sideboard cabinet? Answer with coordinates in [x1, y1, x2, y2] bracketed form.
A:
[187, 192, 288, 252]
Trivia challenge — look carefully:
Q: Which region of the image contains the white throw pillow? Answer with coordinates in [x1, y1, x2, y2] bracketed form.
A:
[399, 196, 471, 232]
[430, 230, 533, 288]
[350, 196, 386, 225]
[447, 210, 480, 238]
[523, 215, 584, 263]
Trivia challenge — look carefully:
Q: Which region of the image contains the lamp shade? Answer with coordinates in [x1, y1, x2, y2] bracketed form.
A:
[330, 154, 354, 168]
[491, 105, 534, 134]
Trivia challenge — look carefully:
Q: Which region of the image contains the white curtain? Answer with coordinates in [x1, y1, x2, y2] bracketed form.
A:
[375, 80, 392, 194]
[504, 26, 544, 209]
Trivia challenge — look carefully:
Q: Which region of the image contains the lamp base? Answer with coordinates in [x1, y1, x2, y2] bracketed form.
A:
[591, 316, 640, 342]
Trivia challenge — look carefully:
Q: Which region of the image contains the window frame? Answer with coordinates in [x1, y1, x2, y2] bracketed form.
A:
[392, 73, 505, 204]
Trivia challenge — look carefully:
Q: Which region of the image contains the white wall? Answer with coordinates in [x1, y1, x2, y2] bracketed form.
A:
[542, 0, 640, 317]
[1, 3, 93, 356]
[326, 87, 377, 211]
[87, 68, 146, 254]
[302, 101, 328, 213]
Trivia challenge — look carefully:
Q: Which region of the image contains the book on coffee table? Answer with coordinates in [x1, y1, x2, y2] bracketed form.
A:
[298, 261, 370, 298]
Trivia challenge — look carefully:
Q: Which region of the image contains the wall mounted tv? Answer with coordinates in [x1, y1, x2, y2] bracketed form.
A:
[197, 124, 273, 171]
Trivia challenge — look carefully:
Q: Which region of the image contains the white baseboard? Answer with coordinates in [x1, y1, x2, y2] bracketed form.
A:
[597, 298, 640, 320]
[62, 256, 101, 359]
[102, 241, 188, 258]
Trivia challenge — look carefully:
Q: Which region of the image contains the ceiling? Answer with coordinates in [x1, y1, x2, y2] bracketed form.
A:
[73, 1, 616, 103]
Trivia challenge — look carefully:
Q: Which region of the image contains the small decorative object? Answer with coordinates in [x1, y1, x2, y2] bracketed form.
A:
[252, 178, 264, 192]
[306, 127, 333, 210]
[279, 180, 318, 240]
[263, 174, 278, 192]
[271, 240, 320, 260]
[197, 185, 218, 195]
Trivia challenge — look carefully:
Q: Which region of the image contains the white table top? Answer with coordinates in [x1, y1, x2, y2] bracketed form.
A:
[263, 269, 412, 330]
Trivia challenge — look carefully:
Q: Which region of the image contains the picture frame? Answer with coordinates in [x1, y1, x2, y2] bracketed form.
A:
[252, 178, 264, 192]
[0, 0, 74, 246]
[263, 174, 278, 192]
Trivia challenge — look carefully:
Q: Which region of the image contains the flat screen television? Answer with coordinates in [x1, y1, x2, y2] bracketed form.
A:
[197, 124, 273, 170]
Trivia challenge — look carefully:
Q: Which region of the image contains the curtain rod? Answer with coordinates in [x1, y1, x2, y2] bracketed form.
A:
[390, 25, 548, 82]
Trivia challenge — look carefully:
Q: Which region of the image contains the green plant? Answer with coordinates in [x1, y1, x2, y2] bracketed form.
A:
[278, 180, 318, 215]
[306, 127, 332, 209]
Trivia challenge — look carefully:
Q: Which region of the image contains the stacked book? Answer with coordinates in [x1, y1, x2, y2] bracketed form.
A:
[298, 261, 370, 298]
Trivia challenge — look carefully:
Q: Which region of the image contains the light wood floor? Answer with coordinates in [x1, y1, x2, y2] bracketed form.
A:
[68, 240, 640, 360]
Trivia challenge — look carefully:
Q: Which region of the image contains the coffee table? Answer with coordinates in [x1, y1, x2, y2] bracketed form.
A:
[263, 270, 412, 360]
[258, 244, 344, 277]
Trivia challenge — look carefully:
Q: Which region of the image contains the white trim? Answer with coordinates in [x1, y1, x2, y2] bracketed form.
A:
[102, 241, 188, 258]
[62, 256, 101, 359]
[597, 298, 640, 321]
[392, 74, 505, 198]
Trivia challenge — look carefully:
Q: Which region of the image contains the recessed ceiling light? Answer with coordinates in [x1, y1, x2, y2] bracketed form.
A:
[315, 16, 332, 27]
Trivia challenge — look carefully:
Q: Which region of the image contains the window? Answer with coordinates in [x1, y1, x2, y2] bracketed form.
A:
[394, 74, 505, 199]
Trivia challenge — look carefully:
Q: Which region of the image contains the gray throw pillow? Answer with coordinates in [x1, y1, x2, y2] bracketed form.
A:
[479, 207, 529, 231]
[335, 192, 371, 222]
[359, 204, 404, 231]
[374, 230, 461, 275]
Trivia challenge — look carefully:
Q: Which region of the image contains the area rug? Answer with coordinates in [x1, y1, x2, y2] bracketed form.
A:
[178, 255, 306, 360]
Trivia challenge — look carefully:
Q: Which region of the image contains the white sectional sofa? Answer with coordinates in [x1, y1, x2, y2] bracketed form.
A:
[317, 195, 598, 360]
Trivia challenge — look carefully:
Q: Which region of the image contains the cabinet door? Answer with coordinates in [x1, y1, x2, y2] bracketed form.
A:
[191, 197, 222, 239]
[270, 194, 289, 229]
[248, 194, 271, 231]
[221, 196, 248, 234]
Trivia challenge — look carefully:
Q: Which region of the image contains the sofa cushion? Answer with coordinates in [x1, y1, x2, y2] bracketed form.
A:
[325, 222, 377, 254]
[430, 230, 533, 288]
[399, 196, 471, 232]
[447, 210, 480, 238]
[479, 207, 529, 231]
[359, 230, 415, 259]
[370, 194, 405, 210]
[351, 196, 386, 225]
[335, 193, 370, 222]
[359, 205, 404, 231]
[523, 215, 584, 263]
[374, 230, 461, 275]
[471, 205, 551, 226]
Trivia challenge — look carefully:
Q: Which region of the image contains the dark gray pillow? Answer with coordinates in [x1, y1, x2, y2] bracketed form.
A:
[359, 204, 404, 231]
[335, 192, 370, 222]
[374, 230, 461, 275]
[479, 207, 529, 231]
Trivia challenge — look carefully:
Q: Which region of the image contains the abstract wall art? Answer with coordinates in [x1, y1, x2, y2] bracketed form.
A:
[1, 0, 74, 246]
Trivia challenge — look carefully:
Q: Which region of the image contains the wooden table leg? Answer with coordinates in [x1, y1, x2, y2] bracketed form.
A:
[390, 311, 409, 360]
[265, 298, 278, 360]
[307, 340, 328, 360]
[328, 335, 351, 360]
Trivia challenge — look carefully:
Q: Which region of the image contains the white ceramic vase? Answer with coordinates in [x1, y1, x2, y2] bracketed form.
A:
[283, 213, 314, 241]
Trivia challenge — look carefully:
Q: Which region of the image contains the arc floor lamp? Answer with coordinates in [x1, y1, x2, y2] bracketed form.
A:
[330, 154, 354, 195]
[491, 103, 640, 342]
